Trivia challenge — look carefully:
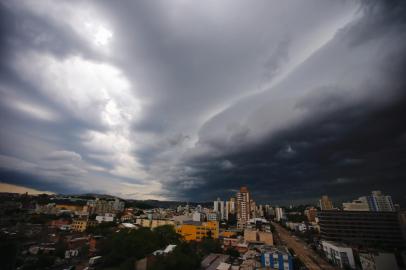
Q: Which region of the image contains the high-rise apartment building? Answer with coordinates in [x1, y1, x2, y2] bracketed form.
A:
[275, 207, 285, 222]
[319, 195, 334, 210]
[225, 197, 236, 221]
[213, 198, 225, 220]
[367, 191, 395, 212]
[229, 197, 236, 214]
[237, 186, 251, 228]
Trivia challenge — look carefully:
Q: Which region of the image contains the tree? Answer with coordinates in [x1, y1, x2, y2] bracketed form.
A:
[153, 225, 181, 246]
[55, 239, 68, 258]
[149, 243, 201, 270]
[225, 247, 240, 258]
[199, 238, 222, 255]
[0, 237, 18, 270]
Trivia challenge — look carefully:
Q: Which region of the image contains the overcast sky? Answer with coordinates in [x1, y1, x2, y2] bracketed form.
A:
[1, 0, 405, 205]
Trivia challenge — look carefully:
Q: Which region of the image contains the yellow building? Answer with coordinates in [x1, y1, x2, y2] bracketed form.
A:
[71, 219, 97, 232]
[176, 221, 219, 241]
[220, 230, 237, 238]
[135, 218, 175, 229]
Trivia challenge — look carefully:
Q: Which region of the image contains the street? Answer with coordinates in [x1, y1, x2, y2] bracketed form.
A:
[272, 222, 337, 270]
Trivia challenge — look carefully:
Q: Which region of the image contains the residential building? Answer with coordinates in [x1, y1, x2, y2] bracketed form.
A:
[192, 211, 204, 222]
[201, 253, 230, 270]
[359, 252, 399, 270]
[176, 221, 219, 241]
[228, 197, 236, 214]
[240, 259, 261, 270]
[261, 246, 293, 270]
[214, 198, 225, 220]
[71, 218, 97, 232]
[244, 229, 258, 242]
[367, 191, 395, 212]
[172, 214, 193, 224]
[275, 207, 285, 222]
[225, 198, 236, 221]
[250, 199, 257, 219]
[207, 212, 220, 221]
[237, 186, 251, 229]
[318, 210, 404, 248]
[247, 217, 271, 232]
[95, 213, 115, 223]
[319, 195, 334, 210]
[89, 235, 104, 256]
[112, 198, 125, 212]
[135, 218, 175, 229]
[244, 226, 273, 244]
[305, 207, 317, 222]
[321, 241, 356, 269]
[343, 197, 370, 211]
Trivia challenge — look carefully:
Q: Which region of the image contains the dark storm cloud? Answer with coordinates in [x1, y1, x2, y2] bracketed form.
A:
[166, 0, 406, 204]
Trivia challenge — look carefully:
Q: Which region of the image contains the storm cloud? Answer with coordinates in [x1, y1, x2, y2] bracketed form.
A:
[0, 0, 405, 204]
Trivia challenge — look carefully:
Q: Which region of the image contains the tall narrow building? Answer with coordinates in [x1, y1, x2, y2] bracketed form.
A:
[213, 198, 225, 220]
[237, 186, 251, 228]
[319, 195, 334, 210]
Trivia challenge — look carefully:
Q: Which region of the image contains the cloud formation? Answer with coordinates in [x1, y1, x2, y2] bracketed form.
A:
[0, 0, 405, 204]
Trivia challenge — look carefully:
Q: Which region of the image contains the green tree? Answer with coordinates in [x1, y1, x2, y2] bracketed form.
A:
[225, 247, 240, 258]
[153, 225, 181, 246]
[55, 239, 68, 258]
[0, 237, 18, 270]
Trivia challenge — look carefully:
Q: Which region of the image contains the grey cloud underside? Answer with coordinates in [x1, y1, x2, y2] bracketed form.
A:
[0, 0, 405, 203]
[164, 0, 406, 204]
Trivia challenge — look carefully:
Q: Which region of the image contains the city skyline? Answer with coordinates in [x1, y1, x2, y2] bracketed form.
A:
[1, 1, 406, 205]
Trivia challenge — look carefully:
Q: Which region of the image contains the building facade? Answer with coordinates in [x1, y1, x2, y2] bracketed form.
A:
[321, 241, 356, 269]
[359, 252, 399, 270]
[135, 218, 175, 229]
[319, 195, 334, 210]
[318, 211, 404, 248]
[367, 191, 395, 212]
[343, 197, 370, 211]
[275, 207, 285, 222]
[71, 218, 97, 232]
[176, 221, 219, 241]
[261, 247, 293, 270]
[213, 198, 225, 220]
[237, 186, 251, 229]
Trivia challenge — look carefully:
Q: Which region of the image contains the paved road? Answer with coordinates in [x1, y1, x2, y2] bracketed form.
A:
[273, 222, 336, 270]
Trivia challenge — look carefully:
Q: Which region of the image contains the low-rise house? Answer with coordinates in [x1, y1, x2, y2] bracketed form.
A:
[243, 229, 273, 245]
[89, 235, 104, 256]
[261, 246, 293, 270]
[95, 213, 115, 223]
[152, 244, 177, 256]
[119, 222, 139, 230]
[136, 218, 175, 229]
[359, 251, 399, 270]
[321, 240, 355, 269]
[201, 253, 230, 270]
[68, 237, 88, 250]
[240, 259, 261, 270]
[71, 218, 97, 232]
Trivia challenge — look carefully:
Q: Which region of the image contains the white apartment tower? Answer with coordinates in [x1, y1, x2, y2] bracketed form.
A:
[213, 198, 225, 220]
